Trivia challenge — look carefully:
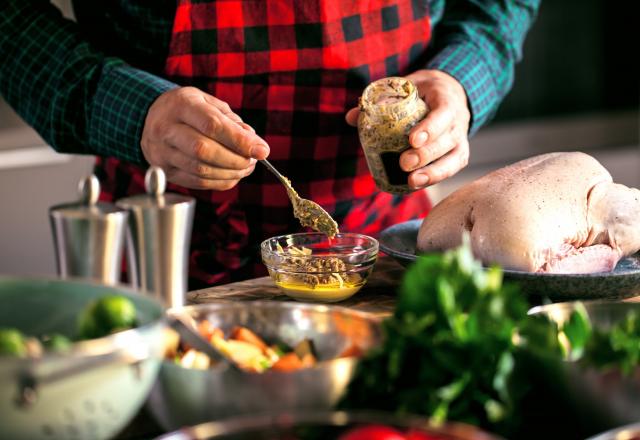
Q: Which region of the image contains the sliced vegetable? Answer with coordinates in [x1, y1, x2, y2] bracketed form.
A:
[271, 352, 306, 372]
[230, 326, 269, 353]
[270, 351, 317, 372]
[213, 337, 270, 372]
[293, 338, 316, 359]
[171, 323, 322, 373]
[180, 349, 210, 370]
[197, 320, 218, 342]
[163, 328, 181, 358]
[339, 343, 364, 358]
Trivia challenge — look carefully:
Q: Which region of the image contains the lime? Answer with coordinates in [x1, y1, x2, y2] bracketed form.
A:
[78, 300, 100, 339]
[42, 333, 73, 352]
[0, 328, 27, 357]
[95, 295, 137, 330]
[78, 295, 137, 339]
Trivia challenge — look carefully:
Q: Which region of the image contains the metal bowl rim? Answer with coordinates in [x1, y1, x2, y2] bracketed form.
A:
[155, 409, 503, 440]
[528, 300, 640, 317]
[166, 300, 384, 322]
[585, 422, 640, 440]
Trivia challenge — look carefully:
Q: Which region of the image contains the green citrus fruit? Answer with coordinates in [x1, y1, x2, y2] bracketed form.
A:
[43, 333, 73, 352]
[0, 328, 27, 357]
[78, 295, 137, 339]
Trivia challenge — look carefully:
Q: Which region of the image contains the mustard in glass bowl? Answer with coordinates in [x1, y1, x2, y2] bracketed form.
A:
[260, 233, 378, 303]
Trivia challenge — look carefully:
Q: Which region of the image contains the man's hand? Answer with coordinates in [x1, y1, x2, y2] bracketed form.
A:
[141, 87, 269, 190]
[346, 70, 470, 189]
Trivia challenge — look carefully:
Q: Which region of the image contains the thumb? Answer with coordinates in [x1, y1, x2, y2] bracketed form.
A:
[345, 107, 360, 127]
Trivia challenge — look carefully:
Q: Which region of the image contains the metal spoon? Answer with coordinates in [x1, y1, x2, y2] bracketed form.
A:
[260, 159, 339, 238]
[168, 316, 241, 371]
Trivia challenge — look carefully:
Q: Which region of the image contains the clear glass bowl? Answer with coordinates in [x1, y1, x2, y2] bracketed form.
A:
[156, 410, 503, 440]
[261, 233, 379, 303]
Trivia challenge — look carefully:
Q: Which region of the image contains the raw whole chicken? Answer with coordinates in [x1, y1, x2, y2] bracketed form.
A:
[417, 152, 640, 273]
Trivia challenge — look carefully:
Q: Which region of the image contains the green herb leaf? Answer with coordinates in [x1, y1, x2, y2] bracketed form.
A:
[561, 302, 592, 361]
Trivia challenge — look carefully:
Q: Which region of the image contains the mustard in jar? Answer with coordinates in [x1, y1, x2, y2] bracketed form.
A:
[357, 77, 428, 194]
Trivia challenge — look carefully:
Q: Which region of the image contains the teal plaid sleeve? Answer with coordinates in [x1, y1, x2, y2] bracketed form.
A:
[428, 0, 541, 134]
[0, 0, 177, 164]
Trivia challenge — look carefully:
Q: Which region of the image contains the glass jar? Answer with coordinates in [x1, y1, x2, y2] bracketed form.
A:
[357, 77, 428, 194]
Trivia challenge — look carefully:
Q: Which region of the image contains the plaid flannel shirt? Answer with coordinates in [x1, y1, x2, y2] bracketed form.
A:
[1, 0, 540, 164]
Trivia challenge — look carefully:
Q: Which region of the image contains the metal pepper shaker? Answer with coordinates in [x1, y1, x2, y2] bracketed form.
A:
[49, 175, 129, 284]
[116, 167, 195, 308]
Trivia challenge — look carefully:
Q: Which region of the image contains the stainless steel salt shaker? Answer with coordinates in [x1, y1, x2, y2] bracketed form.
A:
[116, 167, 195, 308]
[49, 175, 129, 284]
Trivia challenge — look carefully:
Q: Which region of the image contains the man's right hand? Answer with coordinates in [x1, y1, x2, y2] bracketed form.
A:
[141, 87, 269, 190]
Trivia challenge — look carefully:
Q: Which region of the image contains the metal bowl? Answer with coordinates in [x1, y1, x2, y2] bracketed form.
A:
[147, 301, 383, 432]
[154, 410, 503, 440]
[528, 301, 640, 432]
[0, 276, 166, 440]
[586, 422, 640, 440]
[261, 232, 379, 302]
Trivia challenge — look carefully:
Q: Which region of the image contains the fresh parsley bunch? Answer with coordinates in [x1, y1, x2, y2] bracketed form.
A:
[340, 239, 566, 436]
[580, 308, 640, 375]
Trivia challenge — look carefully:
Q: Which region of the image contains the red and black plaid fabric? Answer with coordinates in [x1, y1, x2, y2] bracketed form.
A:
[97, 0, 433, 289]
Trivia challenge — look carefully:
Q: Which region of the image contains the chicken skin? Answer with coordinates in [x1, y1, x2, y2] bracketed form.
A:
[417, 152, 640, 273]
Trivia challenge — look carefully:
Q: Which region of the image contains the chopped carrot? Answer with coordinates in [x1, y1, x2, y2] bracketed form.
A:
[210, 327, 224, 342]
[230, 326, 269, 353]
[271, 352, 305, 372]
[197, 320, 218, 341]
[339, 343, 363, 358]
[300, 353, 317, 368]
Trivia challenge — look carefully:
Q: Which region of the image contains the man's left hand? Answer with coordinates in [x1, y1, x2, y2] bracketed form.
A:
[346, 69, 471, 189]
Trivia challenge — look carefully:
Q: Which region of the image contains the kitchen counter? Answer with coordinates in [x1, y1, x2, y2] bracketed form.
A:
[187, 255, 405, 318]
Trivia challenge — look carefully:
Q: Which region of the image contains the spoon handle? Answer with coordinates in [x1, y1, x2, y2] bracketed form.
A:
[168, 316, 237, 369]
[260, 159, 295, 193]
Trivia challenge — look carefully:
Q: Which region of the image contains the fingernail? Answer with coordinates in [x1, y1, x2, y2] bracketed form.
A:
[249, 158, 257, 165]
[413, 131, 428, 146]
[403, 152, 420, 170]
[250, 144, 269, 159]
[413, 174, 429, 187]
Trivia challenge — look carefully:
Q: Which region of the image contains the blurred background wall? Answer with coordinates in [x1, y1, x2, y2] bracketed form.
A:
[0, 0, 638, 275]
[431, 0, 639, 201]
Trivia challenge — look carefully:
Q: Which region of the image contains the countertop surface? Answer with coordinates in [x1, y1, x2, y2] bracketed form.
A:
[187, 255, 405, 318]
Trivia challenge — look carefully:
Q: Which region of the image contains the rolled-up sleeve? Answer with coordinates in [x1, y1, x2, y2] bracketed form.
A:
[0, 0, 177, 164]
[427, 0, 541, 134]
